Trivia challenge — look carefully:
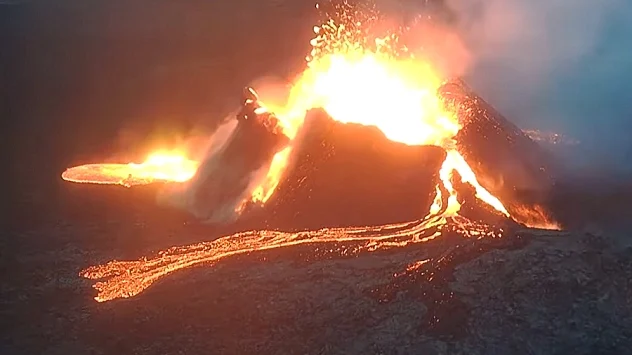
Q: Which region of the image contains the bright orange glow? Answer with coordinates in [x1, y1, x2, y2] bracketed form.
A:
[62, 152, 199, 187]
[511, 204, 562, 231]
[249, 146, 294, 204]
[247, 11, 508, 219]
[82, 217, 501, 302]
[79, 4, 562, 302]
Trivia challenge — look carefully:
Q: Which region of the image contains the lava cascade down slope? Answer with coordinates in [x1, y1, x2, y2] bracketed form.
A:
[439, 79, 559, 225]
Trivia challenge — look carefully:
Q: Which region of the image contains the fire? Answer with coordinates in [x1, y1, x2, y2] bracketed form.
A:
[82, 216, 501, 302]
[79, 3, 561, 302]
[249, 146, 294, 204]
[62, 152, 199, 187]
[511, 204, 561, 231]
[434, 149, 510, 218]
[303, 54, 459, 146]
[247, 5, 508, 219]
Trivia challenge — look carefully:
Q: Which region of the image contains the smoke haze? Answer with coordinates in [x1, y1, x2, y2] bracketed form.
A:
[444, 0, 632, 173]
[157, 119, 243, 223]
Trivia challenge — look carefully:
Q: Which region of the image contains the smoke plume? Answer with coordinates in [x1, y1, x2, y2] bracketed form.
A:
[443, 0, 632, 174]
[157, 76, 295, 223]
[157, 118, 245, 222]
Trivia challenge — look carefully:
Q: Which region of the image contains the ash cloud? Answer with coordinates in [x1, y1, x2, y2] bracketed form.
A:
[443, 0, 632, 174]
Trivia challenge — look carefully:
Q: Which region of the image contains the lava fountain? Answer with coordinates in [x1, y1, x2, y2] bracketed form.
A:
[79, 2, 558, 302]
[243, 2, 508, 219]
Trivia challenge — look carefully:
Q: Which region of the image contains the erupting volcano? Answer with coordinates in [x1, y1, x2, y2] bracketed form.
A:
[70, 2, 561, 302]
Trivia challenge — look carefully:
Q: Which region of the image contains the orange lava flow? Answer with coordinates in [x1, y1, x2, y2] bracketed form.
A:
[83, 216, 500, 302]
[80, 3, 559, 302]
[62, 153, 199, 187]
[510, 204, 561, 231]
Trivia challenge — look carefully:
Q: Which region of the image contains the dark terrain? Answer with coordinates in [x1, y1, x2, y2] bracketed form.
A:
[246, 110, 446, 230]
[4, 1, 632, 355]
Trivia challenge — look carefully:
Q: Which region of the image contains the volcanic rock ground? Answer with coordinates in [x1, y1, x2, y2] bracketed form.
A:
[4, 116, 632, 354]
[5, 1, 632, 354]
[3, 193, 632, 354]
[6, 123, 632, 354]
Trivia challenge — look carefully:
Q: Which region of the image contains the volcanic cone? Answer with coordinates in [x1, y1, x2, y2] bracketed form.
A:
[244, 108, 447, 230]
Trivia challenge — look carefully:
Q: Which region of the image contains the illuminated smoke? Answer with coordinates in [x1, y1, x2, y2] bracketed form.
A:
[79, 3, 564, 303]
[157, 119, 247, 223]
[446, 0, 632, 172]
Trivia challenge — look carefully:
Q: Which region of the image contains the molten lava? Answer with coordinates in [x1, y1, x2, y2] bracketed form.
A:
[246, 4, 509, 220]
[510, 204, 561, 231]
[79, 2, 560, 302]
[62, 153, 199, 187]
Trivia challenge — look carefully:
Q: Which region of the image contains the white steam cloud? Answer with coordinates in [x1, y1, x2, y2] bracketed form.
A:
[445, 0, 632, 171]
[157, 118, 248, 223]
[157, 77, 294, 224]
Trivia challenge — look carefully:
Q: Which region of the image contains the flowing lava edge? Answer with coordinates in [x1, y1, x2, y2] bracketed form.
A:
[78, 211, 559, 340]
[80, 208, 515, 301]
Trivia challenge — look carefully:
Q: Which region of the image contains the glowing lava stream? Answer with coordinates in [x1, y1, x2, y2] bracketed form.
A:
[80, 4, 555, 302]
[62, 153, 199, 187]
[83, 204, 501, 303]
